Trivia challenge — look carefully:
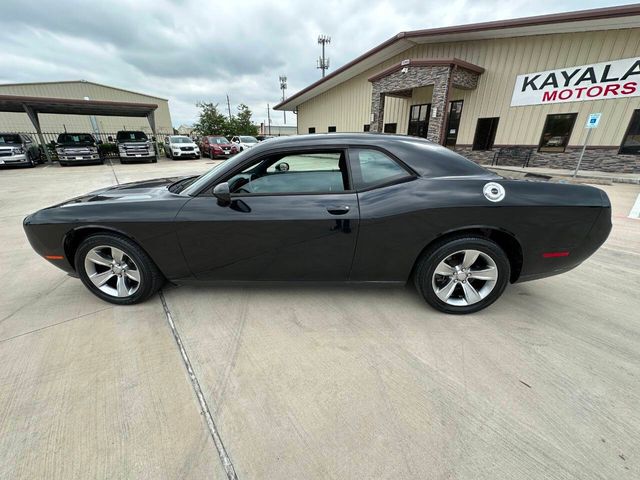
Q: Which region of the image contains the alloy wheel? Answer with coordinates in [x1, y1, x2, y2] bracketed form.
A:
[84, 245, 141, 297]
[431, 249, 498, 306]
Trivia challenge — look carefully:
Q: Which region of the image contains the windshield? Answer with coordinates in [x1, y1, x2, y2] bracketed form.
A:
[58, 133, 95, 144]
[170, 136, 192, 144]
[240, 136, 257, 143]
[117, 131, 148, 141]
[211, 137, 229, 144]
[182, 149, 252, 196]
[0, 134, 22, 145]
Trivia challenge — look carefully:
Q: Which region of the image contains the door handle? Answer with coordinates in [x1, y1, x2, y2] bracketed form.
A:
[327, 205, 350, 215]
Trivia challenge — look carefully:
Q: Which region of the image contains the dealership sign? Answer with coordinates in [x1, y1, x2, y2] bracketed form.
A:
[511, 57, 640, 106]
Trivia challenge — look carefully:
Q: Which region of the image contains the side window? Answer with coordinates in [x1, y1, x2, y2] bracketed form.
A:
[308, 127, 316, 134]
[226, 151, 348, 195]
[349, 148, 411, 190]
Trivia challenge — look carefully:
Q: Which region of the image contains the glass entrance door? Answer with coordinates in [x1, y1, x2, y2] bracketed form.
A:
[408, 104, 431, 138]
[445, 100, 464, 147]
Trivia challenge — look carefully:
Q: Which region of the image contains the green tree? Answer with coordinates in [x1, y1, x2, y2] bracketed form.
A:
[193, 102, 227, 136]
[229, 103, 259, 136]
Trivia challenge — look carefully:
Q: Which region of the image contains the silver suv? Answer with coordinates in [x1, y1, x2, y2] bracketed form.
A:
[0, 133, 41, 168]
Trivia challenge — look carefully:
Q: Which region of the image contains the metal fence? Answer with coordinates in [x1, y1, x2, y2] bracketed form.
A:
[5, 131, 173, 160]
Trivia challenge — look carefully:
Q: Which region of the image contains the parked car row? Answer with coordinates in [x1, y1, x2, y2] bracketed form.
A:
[1, 131, 269, 168]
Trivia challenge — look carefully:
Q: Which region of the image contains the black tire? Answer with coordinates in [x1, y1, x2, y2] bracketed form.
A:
[120, 158, 128, 165]
[414, 235, 510, 314]
[167, 150, 172, 159]
[27, 153, 36, 168]
[75, 233, 164, 305]
[60, 161, 68, 167]
[151, 156, 157, 163]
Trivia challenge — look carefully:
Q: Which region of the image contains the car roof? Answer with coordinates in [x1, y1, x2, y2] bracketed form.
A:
[242, 133, 489, 178]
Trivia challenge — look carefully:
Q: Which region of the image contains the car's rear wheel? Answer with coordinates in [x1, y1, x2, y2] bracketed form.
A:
[414, 236, 510, 314]
[75, 233, 164, 305]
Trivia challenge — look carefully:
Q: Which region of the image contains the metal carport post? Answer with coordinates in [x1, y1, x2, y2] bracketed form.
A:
[22, 103, 52, 163]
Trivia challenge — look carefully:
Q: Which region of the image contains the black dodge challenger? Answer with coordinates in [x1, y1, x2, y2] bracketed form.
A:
[23, 134, 611, 314]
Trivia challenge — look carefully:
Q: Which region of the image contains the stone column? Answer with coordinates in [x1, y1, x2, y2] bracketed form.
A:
[426, 67, 452, 144]
[369, 89, 385, 133]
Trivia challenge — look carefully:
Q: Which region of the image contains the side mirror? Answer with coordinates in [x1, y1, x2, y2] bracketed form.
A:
[213, 182, 231, 206]
[108, 136, 113, 142]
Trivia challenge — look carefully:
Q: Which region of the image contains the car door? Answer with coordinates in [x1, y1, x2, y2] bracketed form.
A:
[175, 148, 359, 281]
[346, 147, 419, 282]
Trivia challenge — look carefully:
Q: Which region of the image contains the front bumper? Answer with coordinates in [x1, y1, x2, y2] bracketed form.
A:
[171, 150, 200, 158]
[58, 153, 101, 164]
[0, 153, 31, 167]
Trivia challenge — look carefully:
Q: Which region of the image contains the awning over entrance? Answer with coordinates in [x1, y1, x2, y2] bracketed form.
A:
[0, 94, 158, 162]
[367, 58, 484, 144]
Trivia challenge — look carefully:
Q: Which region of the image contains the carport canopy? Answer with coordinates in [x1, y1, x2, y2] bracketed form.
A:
[0, 94, 159, 162]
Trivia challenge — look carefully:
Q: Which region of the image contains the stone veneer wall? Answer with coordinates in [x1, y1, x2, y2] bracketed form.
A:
[455, 146, 640, 174]
[370, 65, 451, 142]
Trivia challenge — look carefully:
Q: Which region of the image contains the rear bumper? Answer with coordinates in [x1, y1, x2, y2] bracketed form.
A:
[515, 204, 612, 283]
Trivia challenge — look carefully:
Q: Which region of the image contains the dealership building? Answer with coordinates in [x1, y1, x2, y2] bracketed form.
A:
[275, 5, 640, 173]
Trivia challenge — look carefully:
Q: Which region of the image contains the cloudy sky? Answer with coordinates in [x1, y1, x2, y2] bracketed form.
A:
[0, 0, 635, 127]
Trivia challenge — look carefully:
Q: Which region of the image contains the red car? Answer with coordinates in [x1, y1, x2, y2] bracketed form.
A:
[200, 135, 238, 159]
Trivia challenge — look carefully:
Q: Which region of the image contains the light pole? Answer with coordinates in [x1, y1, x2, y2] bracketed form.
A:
[317, 35, 331, 77]
[279, 75, 287, 124]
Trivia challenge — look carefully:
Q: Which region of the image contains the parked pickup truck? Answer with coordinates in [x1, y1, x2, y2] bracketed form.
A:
[0, 133, 42, 168]
[55, 133, 103, 166]
[113, 131, 157, 164]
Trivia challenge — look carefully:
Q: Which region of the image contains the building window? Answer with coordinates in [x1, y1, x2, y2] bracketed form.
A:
[363, 124, 370, 132]
[445, 100, 463, 147]
[538, 113, 577, 152]
[408, 104, 431, 138]
[472, 117, 500, 151]
[620, 109, 640, 154]
[383, 123, 397, 134]
[308, 127, 316, 134]
[328, 126, 337, 133]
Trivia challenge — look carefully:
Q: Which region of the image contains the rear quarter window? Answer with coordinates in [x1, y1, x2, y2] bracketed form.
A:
[350, 148, 412, 189]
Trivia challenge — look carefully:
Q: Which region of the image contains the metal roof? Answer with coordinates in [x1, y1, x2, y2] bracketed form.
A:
[0, 80, 168, 101]
[0, 94, 158, 117]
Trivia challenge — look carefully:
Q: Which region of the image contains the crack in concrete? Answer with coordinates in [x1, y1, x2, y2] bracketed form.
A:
[159, 290, 238, 480]
[0, 306, 112, 344]
[107, 158, 120, 185]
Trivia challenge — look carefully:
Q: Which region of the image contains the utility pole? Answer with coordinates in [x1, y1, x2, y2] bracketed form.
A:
[226, 94, 232, 118]
[267, 104, 271, 136]
[279, 76, 287, 124]
[317, 35, 331, 77]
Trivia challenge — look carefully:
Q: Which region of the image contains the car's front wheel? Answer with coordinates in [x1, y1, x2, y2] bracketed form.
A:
[75, 233, 164, 305]
[414, 236, 510, 314]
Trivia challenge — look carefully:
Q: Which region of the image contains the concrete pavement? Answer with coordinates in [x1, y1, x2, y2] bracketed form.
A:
[0, 158, 638, 479]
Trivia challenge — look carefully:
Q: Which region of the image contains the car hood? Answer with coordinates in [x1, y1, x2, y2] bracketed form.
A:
[56, 177, 186, 207]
